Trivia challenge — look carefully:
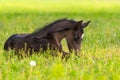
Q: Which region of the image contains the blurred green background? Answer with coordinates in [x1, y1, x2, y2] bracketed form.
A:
[0, 0, 120, 80]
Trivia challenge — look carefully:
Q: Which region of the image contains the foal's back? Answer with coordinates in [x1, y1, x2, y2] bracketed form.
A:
[27, 18, 77, 38]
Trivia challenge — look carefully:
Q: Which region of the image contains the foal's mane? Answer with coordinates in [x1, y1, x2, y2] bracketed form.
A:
[34, 18, 67, 33]
[33, 18, 76, 33]
[26, 18, 76, 38]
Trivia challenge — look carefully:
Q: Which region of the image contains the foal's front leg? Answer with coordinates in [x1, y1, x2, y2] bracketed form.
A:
[53, 37, 69, 58]
[48, 32, 69, 58]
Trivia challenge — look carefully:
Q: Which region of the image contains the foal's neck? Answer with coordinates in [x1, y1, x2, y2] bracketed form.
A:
[52, 29, 72, 42]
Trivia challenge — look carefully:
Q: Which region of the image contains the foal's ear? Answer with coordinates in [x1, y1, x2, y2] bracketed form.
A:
[74, 20, 83, 30]
[81, 21, 91, 28]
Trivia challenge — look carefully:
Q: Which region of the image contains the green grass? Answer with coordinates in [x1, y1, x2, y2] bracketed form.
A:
[0, 0, 120, 80]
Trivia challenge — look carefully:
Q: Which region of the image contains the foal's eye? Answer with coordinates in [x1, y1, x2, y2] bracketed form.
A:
[74, 35, 79, 41]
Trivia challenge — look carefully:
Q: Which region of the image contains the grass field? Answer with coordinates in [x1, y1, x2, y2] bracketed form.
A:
[0, 0, 120, 80]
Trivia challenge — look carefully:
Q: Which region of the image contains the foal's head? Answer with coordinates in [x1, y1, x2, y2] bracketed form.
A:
[66, 20, 91, 53]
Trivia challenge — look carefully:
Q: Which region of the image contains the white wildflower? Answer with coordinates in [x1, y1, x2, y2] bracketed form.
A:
[30, 60, 36, 67]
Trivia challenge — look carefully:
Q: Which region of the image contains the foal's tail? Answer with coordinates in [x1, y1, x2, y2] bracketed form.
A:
[4, 39, 10, 51]
[4, 34, 17, 50]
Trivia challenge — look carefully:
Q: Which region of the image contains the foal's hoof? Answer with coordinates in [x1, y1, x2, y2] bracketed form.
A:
[62, 52, 70, 59]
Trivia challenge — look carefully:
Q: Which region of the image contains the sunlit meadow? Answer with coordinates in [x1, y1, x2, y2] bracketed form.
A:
[0, 0, 120, 80]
